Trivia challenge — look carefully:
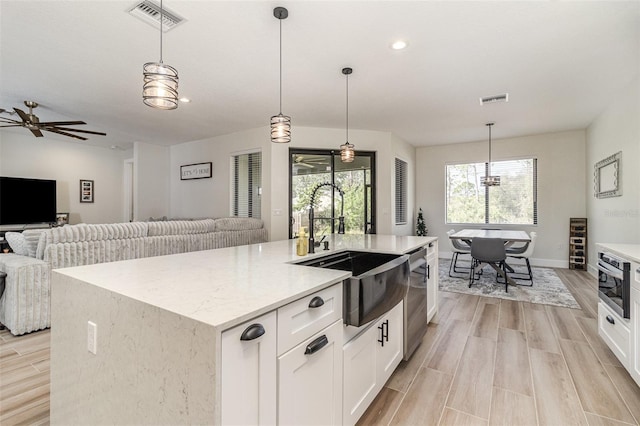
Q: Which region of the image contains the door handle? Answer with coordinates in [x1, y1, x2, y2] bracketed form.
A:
[240, 323, 265, 341]
[308, 296, 325, 308]
[606, 315, 615, 325]
[304, 335, 329, 355]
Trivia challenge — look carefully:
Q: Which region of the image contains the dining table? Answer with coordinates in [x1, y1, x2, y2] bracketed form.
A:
[449, 229, 532, 286]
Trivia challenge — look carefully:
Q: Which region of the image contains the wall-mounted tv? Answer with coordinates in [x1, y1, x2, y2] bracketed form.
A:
[0, 177, 57, 226]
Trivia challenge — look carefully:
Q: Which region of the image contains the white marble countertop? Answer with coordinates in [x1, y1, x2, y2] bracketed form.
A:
[53, 234, 437, 331]
[596, 243, 640, 264]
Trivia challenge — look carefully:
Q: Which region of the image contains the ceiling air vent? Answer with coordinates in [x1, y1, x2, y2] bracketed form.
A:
[128, 0, 185, 32]
[480, 93, 509, 106]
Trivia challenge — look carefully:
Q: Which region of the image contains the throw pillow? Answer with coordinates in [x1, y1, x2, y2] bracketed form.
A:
[22, 229, 46, 258]
[5, 232, 28, 255]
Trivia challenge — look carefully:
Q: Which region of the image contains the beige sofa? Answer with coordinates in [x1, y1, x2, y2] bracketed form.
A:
[0, 218, 267, 335]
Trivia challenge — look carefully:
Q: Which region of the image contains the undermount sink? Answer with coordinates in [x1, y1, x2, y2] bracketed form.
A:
[298, 250, 410, 327]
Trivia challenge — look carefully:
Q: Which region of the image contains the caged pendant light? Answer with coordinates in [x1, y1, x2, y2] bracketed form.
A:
[340, 67, 355, 163]
[143, 0, 179, 110]
[270, 7, 291, 143]
[481, 122, 501, 186]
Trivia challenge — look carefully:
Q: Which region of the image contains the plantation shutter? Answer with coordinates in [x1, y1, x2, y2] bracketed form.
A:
[395, 158, 407, 225]
[232, 152, 262, 218]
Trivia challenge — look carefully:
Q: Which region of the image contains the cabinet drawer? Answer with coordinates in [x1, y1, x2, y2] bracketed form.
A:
[598, 302, 630, 367]
[277, 282, 343, 355]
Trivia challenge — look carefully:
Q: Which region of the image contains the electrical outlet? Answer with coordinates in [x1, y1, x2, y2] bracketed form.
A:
[87, 321, 97, 354]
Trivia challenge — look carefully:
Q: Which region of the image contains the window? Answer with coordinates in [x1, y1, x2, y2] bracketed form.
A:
[446, 158, 537, 225]
[395, 158, 408, 225]
[232, 151, 262, 219]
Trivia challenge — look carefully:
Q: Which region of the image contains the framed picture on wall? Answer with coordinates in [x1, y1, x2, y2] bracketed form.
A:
[80, 179, 94, 203]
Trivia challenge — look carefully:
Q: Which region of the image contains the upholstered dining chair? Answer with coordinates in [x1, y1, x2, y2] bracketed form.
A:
[446, 229, 471, 277]
[469, 237, 509, 292]
[505, 231, 537, 285]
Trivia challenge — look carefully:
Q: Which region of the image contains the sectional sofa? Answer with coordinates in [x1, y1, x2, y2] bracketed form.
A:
[0, 218, 268, 335]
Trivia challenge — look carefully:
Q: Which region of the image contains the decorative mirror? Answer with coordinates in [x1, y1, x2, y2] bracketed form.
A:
[594, 151, 622, 198]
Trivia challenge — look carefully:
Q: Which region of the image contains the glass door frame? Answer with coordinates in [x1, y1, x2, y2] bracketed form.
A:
[288, 148, 376, 239]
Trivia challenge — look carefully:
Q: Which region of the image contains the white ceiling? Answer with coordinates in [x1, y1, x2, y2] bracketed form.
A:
[1, 1, 638, 150]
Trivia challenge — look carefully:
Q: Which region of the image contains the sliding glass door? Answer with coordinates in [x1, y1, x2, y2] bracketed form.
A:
[289, 148, 376, 239]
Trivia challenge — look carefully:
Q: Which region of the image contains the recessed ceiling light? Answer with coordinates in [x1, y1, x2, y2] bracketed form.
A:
[391, 40, 408, 50]
[179, 97, 191, 103]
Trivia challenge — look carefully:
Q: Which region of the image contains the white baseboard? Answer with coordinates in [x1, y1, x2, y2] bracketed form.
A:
[440, 250, 569, 269]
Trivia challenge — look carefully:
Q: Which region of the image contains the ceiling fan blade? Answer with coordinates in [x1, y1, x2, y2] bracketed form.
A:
[0, 117, 21, 124]
[0, 124, 24, 127]
[30, 128, 44, 137]
[44, 127, 88, 141]
[13, 108, 30, 123]
[42, 126, 106, 136]
[37, 120, 86, 126]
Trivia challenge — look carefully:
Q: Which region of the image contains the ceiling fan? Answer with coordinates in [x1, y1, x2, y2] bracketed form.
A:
[0, 101, 106, 140]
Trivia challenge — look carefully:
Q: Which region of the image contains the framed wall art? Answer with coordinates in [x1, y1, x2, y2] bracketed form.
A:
[594, 151, 622, 199]
[56, 212, 69, 226]
[80, 179, 94, 203]
[181, 162, 212, 180]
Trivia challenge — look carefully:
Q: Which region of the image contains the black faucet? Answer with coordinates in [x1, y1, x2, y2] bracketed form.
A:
[308, 182, 345, 254]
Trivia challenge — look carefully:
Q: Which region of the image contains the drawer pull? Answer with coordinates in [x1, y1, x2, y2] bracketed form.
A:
[240, 323, 265, 341]
[606, 315, 615, 325]
[304, 335, 329, 355]
[308, 296, 325, 308]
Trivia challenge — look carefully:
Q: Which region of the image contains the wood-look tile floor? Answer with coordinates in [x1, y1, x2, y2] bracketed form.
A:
[358, 268, 640, 426]
[1, 267, 639, 425]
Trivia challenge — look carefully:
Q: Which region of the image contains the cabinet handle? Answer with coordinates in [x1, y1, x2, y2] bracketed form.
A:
[378, 320, 389, 346]
[606, 315, 615, 325]
[240, 323, 265, 341]
[308, 296, 325, 308]
[304, 335, 329, 355]
[426, 264, 430, 280]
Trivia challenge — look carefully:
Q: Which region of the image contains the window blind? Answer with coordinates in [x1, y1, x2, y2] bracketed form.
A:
[232, 152, 262, 219]
[395, 158, 407, 225]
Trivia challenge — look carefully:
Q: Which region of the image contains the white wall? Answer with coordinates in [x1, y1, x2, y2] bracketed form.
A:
[134, 141, 170, 221]
[586, 77, 640, 272]
[0, 131, 126, 225]
[168, 127, 270, 229]
[168, 125, 415, 241]
[416, 129, 586, 267]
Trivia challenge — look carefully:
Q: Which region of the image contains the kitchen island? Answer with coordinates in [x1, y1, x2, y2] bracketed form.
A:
[50, 234, 437, 425]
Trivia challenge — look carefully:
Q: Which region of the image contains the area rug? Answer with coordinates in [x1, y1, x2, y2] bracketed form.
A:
[438, 258, 581, 309]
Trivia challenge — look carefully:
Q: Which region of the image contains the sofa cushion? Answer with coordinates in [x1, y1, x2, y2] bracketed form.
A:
[147, 219, 216, 236]
[5, 232, 28, 256]
[214, 217, 264, 231]
[22, 229, 46, 258]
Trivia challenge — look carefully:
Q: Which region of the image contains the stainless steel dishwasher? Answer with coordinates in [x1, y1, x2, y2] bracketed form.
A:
[404, 246, 429, 360]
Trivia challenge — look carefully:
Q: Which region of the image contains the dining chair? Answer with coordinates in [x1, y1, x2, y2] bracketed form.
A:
[505, 231, 537, 285]
[446, 229, 471, 277]
[469, 237, 509, 292]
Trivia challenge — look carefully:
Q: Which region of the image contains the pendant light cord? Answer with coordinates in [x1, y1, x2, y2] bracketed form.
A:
[345, 73, 349, 143]
[159, 0, 164, 63]
[279, 16, 283, 114]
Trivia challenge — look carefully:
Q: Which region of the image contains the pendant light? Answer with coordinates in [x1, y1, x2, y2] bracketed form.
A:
[270, 7, 291, 143]
[143, 0, 179, 110]
[481, 122, 501, 186]
[340, 67, 355, 163]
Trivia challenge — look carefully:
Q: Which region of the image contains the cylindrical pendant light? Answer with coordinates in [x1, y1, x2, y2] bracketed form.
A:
[143, 0, 179, 110]
[340, 67, 355, 163]
[270, 7, 291, 143]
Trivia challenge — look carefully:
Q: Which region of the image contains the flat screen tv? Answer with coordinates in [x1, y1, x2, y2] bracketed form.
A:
[0, 177, 57, 226]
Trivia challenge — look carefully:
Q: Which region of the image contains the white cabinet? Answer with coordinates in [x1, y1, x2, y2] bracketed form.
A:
[221, 311, 277, 425]
[343, 301, 404, 426]
[598, 301, 630, 367]
[426, 242, 438, 322]
[278, 320, 343, 426]
[630, 263, 640, 386]
[631, 287, 640, 384]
